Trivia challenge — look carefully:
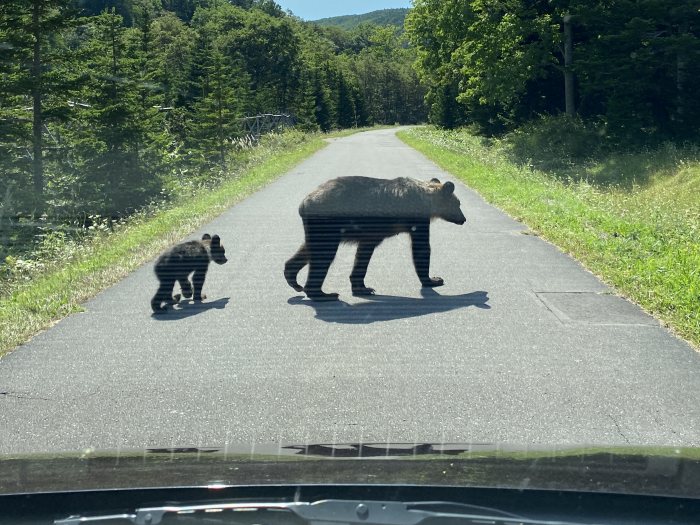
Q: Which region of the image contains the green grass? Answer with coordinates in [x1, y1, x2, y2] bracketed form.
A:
[398, 126, 700, 349]
[0, 131, 330, 357]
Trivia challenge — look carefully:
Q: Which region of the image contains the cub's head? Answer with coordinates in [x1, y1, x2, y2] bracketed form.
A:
[429, 178, 466, 225]
[202, 234, 228, 265]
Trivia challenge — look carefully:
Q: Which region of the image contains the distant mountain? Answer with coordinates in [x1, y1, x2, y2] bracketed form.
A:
[312, 8, 409, 30]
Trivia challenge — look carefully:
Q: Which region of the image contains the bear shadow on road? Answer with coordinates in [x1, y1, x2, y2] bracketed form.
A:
[151, 297, 230, 321]
[287, 289, 490, 324]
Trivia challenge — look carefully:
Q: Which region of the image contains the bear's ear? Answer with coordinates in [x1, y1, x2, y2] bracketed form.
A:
[441, 181, 455, 195]
[201, 234, 212, 241]
[430, 178, 441, 184]
[211, 235, 221, 246]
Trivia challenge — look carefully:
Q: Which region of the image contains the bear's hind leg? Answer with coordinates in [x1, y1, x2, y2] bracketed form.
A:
[152, 277, 176, 313]
[304, 224, 340, 301]
[284, 244, 308, 292]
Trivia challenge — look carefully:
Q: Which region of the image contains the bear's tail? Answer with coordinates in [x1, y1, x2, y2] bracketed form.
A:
[284, 244, 308, 292]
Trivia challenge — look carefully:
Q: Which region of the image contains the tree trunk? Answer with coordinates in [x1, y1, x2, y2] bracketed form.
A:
[563, 14, 575, 117]
[675, 21, 688, 129]
[31, 0, 44, 204]
[217, 83, 224, 165]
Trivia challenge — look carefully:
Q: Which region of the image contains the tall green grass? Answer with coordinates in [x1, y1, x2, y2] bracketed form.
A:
[399, 125, 700, 349]
[0, 131, 328, 356]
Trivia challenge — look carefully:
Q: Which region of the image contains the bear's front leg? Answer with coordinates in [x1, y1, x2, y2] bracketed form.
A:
[192, 269, 207, 302]
[410, 222, 444, 288]
[350, 241, 379, 296]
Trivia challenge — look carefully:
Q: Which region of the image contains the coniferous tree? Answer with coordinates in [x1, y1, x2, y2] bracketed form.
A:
[312, 70, 333, 131]
[74, 9, 163, 215]
[335, 70, 356, 128]
[0, 0, 79, 210]
[189, 32, 249, 166]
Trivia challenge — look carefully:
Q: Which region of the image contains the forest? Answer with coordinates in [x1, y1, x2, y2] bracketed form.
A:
[0, 0, 425, 255]
[2, 0, 699, 266]
[406, 0, 700, 141]
[313, 8, 409, 30]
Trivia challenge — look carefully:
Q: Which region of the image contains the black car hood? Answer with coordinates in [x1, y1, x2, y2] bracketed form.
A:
[1, 443, 699, 498]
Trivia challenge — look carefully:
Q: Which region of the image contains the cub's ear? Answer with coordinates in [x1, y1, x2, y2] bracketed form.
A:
[442, 181, 455, 195]
[211, 235, 221, 246]
[201, 234, 212, 241]
[430, 178, 441, 184]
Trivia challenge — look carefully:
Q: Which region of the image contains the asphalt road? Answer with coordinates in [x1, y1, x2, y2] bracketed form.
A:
[1, 128, 699, 454]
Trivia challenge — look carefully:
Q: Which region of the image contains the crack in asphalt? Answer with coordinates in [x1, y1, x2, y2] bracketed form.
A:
[1, 387, 100, 402]
[0, 391, 50, 401]
[608, 414, 631, 445]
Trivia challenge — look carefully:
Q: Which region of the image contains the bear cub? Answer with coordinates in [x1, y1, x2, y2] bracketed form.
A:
[151, 234, 227, 313]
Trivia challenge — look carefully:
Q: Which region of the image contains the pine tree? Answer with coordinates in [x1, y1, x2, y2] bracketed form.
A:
[335, 70, 356, 129]
[312, 70, 333, 132]
[0, 0, 79, 211]
[188, 32, 249, 166]
[73, 9, 162, 215]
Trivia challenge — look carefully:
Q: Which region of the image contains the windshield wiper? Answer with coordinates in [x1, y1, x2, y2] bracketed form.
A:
[55, 499, 597, 525]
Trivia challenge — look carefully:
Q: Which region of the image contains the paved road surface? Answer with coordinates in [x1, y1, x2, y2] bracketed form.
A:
[1, 129, 699, 454]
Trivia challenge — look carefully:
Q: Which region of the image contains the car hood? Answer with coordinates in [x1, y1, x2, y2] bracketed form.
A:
[1, 443, 699, 498]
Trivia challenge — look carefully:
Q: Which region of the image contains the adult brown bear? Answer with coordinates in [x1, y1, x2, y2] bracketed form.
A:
[284, 176, 466, 301]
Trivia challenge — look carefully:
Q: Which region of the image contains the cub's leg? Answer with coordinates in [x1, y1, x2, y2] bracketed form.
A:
[178, 277, 193, 299]
[192, 269, 208, 302]
[152, 277, 176, 313]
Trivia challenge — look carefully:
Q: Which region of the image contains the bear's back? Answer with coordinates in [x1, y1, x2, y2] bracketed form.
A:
[300, 176, 433, 218]
[155, 240, 208, 269]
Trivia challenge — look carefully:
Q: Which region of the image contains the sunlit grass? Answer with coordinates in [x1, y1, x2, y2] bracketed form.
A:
[0, 132, 331, 357]
[399, 127, 700, 350]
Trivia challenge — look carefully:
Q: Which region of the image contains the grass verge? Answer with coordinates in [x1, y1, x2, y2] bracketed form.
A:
[0, 131, 331, 357]
[398, 126, 700, 349]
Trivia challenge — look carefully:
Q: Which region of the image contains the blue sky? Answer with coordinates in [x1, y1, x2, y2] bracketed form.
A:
[274, 0, 412, 21]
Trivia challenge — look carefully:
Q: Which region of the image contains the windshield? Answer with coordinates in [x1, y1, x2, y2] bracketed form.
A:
[0, 0, 699, 500]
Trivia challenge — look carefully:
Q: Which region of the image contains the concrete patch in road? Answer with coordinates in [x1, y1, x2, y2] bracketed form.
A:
[535, 292, 658, 326]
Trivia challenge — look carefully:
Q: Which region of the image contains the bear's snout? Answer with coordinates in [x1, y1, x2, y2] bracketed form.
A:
[451, 211, 467, 225]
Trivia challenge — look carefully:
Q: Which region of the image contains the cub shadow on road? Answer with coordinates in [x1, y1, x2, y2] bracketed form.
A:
[288, 289, 489, 324]
[151, 297, 230, 321]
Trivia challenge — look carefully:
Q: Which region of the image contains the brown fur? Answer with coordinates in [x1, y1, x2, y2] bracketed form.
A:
[285, 176, 466, 300]
[151, 234, 228, 313]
